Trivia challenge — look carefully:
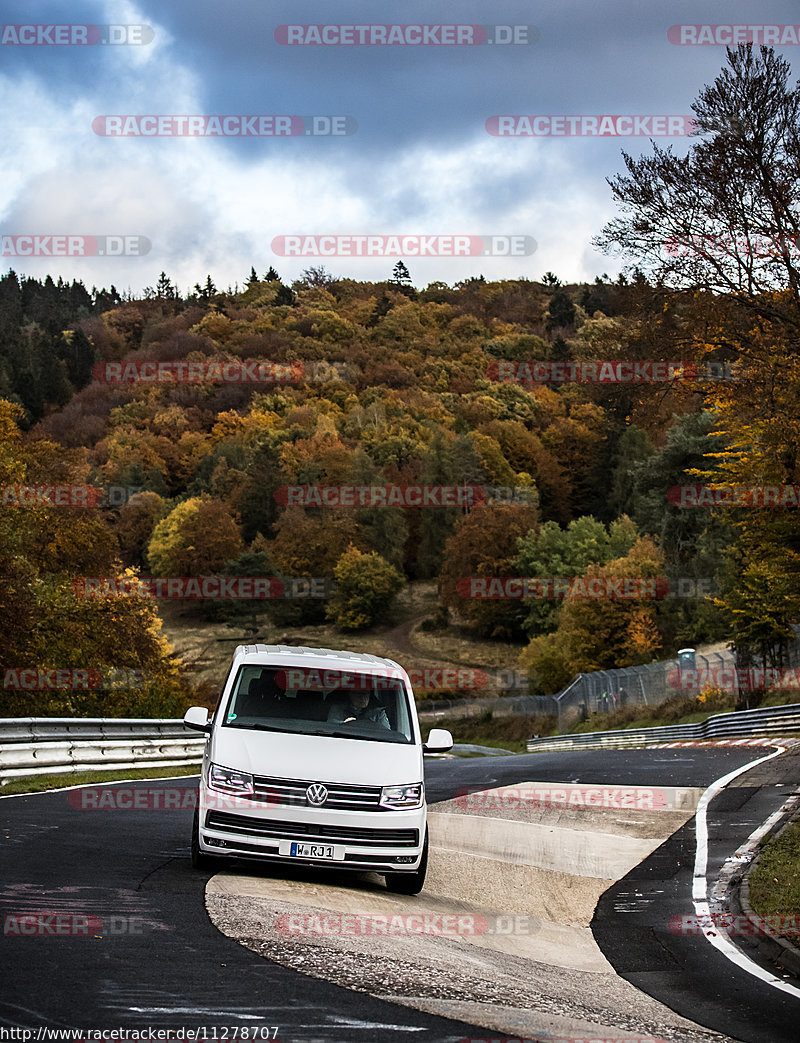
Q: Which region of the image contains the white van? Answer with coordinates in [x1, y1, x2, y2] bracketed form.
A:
[183, 644, 453, 894]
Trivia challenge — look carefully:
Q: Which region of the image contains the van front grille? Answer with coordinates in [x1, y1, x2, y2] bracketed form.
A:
[250, 774, 384, 811]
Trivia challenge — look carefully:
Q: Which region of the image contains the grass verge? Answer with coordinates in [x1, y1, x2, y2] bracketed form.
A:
[566, 692, 737, 734]
[0, 762, 201, 797]
[748, 821, 800, 942]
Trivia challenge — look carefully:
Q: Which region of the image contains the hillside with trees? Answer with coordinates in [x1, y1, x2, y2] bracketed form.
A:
[1, 46, 798, 716]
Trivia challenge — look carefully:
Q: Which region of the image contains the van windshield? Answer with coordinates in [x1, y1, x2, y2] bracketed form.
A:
[222, 665, 415, 744]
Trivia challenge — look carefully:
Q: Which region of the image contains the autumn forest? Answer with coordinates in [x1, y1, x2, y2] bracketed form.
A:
[2, 48, 799, 721]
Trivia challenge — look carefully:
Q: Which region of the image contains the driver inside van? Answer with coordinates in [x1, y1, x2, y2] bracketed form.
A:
[327, 688, 390, 729]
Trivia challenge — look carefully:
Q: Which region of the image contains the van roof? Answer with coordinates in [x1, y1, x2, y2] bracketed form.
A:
[231, 644, 403, 671]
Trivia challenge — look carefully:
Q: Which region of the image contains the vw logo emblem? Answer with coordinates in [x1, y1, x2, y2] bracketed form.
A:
[306, 783, 328, 806]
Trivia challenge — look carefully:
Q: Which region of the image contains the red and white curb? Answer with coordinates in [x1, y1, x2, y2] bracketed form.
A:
[649, 737, 800, 749]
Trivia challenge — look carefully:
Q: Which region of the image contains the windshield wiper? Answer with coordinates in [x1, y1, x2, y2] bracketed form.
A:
[298, 727, 369, 739]
[299, 728, 353, 738]
[329, 729, 402, 741]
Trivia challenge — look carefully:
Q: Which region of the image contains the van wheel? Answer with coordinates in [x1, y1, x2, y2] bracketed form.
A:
[385, 828, 428, 895]
[191, 808, 218, 871]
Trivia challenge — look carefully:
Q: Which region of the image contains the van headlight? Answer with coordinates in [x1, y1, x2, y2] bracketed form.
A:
[209, 764, 254, 797]
[380, 783, 423, 809]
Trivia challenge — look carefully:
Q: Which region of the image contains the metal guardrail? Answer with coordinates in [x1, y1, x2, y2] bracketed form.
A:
[527, 702, 800, 752]
[0, 718, 206, 781]
[0, 718, 195, 743]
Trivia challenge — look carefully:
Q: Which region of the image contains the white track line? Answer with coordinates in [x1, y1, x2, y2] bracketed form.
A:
[692, 743, 800, 997]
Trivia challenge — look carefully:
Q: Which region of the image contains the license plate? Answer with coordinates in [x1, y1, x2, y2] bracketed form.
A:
[279, 841, 344, 860]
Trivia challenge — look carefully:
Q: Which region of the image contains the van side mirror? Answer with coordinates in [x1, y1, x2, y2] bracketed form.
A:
[183, 706, 211, 733]
[423, 727, 453, 754]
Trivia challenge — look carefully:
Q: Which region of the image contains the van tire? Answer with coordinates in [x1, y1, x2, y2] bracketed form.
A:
[191, 808, 218, 871]
[384, 828, 428, 895]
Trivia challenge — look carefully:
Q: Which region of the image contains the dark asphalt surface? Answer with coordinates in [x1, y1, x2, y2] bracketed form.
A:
[593, 746, 800, 1043]
[0, 746, 796, 1041]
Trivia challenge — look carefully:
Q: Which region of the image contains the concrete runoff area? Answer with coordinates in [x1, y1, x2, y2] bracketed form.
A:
[206, 781, 732, 1042]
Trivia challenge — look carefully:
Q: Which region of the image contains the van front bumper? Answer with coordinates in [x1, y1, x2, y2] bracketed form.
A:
[197, 802, 425, 871]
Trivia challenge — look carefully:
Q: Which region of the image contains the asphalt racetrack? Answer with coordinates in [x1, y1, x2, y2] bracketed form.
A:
[1, 746, 797, 1041]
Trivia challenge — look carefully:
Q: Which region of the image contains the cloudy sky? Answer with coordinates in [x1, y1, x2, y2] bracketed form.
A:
[2, 0, 799, 293]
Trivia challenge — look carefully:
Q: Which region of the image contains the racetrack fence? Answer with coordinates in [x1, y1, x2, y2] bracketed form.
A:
[553, 636, 800, 733]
